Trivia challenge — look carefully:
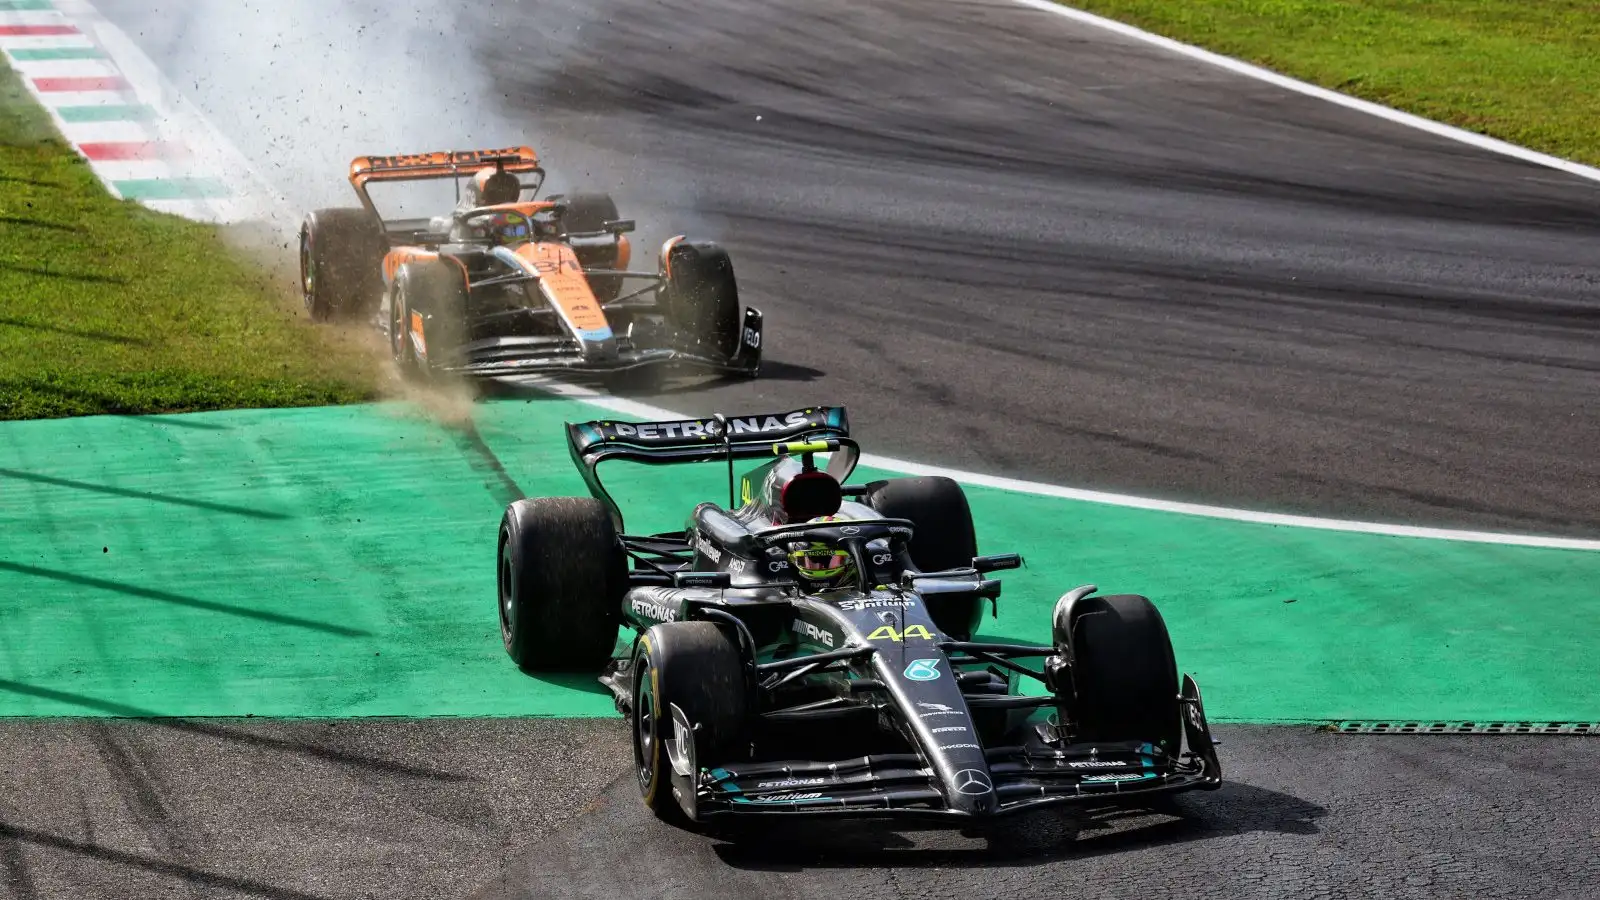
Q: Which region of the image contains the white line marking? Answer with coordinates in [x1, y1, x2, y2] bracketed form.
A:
[49, 0, 1590, 551]
[1006, 0, 1600, 186]
[514, 377, 1600, 551]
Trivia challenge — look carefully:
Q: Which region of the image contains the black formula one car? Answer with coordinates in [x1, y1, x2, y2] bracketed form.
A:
[298, 145, 762, 381]
[496, 406, 1221, 828]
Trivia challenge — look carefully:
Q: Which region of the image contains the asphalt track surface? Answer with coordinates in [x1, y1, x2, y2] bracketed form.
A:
[5, 0, 1597, 897]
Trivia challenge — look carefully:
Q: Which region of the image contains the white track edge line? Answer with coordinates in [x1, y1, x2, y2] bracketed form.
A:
[1006, 0, 1600, 186]
[48, 1, 1593, 552]
[519, 380, 1600, 552]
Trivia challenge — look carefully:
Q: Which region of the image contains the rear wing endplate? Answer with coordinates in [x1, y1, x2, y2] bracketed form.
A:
[565, 406, 857, 530]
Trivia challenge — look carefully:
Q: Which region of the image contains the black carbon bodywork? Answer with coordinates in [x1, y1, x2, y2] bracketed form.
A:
[568, 406, 1222, 823]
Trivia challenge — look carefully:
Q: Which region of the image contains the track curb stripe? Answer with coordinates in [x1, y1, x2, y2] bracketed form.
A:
[0, 0, 287, 222]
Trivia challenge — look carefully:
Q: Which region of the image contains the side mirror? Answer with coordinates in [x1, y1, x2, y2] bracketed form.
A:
[674, 570, 731, 589]
[604, 218, 636, 234]
[972, 553, 1022, 573]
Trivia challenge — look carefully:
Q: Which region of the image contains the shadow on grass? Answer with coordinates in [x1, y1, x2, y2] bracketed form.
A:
[0, 680, 472, 783]
[0, 174, 58, 188]
[0, 560, 370, 638]
[0, 260, 125, 284]
[0, 215, 77, 232]
[0, 468, 287, 519]
[0, 315, 146, 345]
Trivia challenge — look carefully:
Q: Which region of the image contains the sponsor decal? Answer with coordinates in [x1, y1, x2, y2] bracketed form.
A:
[1069, 760, 1126, 769]
[1083, 773, 1150, 784]
[753, 791, 823, 803]
[952, 769, 993, 796]
[693, 536, 722, 563]
[903, 659, 942, 681]
[840, 525, 861, 535]
[837, 596, 904, 611]
[871, 553, 894, 566]
[743, 327, 761, 348]
[726, 411, 813, 435]
[918, 701, 961, 717]
[767, 560, 790, 573]
[932, 726, 968, 734]
[793, 619, 836, 648]
[756, 777, 825, 790]
[939, 742, 981, 751]
[728, 558, 747, 573]
[867, 624, 935, 643]
[630, 597, 678, 622]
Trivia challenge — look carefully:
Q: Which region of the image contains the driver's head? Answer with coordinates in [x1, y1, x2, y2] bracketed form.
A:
[485, 210, 532, 244]
[468, 166, 521, 206]
[786, 515, 858, 591]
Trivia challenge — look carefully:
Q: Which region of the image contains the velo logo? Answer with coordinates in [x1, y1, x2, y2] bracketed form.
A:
[903, 658, 941, 681]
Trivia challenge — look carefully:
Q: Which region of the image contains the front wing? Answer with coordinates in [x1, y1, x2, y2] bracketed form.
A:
[444, 307, 763, 378]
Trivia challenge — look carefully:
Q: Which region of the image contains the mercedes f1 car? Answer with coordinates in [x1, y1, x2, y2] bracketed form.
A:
[297, 145, 762, 379]
[496, 406, 1221, 829]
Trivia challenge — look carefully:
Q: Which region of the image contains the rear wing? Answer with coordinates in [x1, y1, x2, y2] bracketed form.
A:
[347, 146, 545, 219]
[565, 406, 858, 530]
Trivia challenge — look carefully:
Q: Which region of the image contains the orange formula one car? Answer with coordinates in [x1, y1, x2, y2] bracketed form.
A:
[297, 145, 763, 379]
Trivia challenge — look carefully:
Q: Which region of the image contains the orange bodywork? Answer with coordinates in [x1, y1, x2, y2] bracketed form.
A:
[349, 146, 541, 191]
[512, 242, 609, 335]
[381, 248, 468, 289]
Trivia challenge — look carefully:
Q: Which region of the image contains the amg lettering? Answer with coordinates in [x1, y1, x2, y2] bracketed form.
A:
[793, 619, 835, 648]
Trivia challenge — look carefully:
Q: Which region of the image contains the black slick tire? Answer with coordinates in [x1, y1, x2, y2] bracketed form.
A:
[497, 497, 626, 673]
[390, 259, 469, 380]
[563, 192, 625, 303]
[863, 476, 980, 638]
[661, 239, 740, 360]
[1069, 593, 1183, 756]
[632, 621, 749, 825]
[299, 208, 384, 322]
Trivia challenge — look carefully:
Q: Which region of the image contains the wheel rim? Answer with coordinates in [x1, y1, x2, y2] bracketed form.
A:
[632, 659, 657, 796]
[497, 538, 515, 644]
[300, 230, 315, 297]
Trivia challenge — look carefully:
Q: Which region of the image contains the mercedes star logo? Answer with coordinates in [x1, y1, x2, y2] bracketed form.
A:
[953, 768, 993, 796]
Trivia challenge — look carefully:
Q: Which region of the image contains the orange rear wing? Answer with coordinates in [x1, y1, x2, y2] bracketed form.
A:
[348, 145, 542, 188]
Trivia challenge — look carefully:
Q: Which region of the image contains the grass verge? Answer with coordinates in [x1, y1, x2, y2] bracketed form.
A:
[0, 60, 380, 421]
[1064, 0, 1600, 168]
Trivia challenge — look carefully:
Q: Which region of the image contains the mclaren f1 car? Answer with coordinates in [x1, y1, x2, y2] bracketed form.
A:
[297, 145, 762, 380]
[495, 405, 1223, 829]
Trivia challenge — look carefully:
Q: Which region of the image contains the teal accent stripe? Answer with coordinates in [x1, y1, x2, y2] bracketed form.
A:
[9, 47, 103, 61]
[113, 177, 232, 201]
[55, 103, 156, 123]
[0, 0, 54, 10]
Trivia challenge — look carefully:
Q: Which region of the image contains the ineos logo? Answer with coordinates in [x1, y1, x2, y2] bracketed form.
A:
[952, 769, 992, 796]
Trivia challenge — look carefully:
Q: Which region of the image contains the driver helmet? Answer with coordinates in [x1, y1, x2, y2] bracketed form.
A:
[787, 514, 858, 591]
[484, 209, 533, 244]
[466, 166, 521, 207]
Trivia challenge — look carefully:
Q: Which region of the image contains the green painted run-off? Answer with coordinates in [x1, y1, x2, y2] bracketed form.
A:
[0, 0, 54, 11]
[1, 400, 1595, 723]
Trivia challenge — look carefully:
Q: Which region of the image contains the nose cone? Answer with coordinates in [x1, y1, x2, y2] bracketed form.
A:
[945, 764, 1000, 815]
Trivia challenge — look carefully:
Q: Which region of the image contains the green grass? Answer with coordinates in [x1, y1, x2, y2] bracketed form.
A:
[1066, 0, 1600, 167]
[0, 61, 379, 421]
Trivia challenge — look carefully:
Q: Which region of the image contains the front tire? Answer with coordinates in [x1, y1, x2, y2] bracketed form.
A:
[661, 239, 741, 360]
[299, 208, 384, 322]
[497, 497, 627, 673]
[632, 621, 750, 825]
[1068, 593, 1183, 756]
[391, 259, 469, 380]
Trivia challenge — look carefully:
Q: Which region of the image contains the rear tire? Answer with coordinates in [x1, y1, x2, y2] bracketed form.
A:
[498, 497, 627, 673]
[1069, 594, 1182, 756]
[391, 259, 469, 379]
[863, 476, 981, 639]
[632, 621, 750, 825]
[563, 192, 625, 303]
[661, 239, 740, 360]
[299, 208, 384, 322]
